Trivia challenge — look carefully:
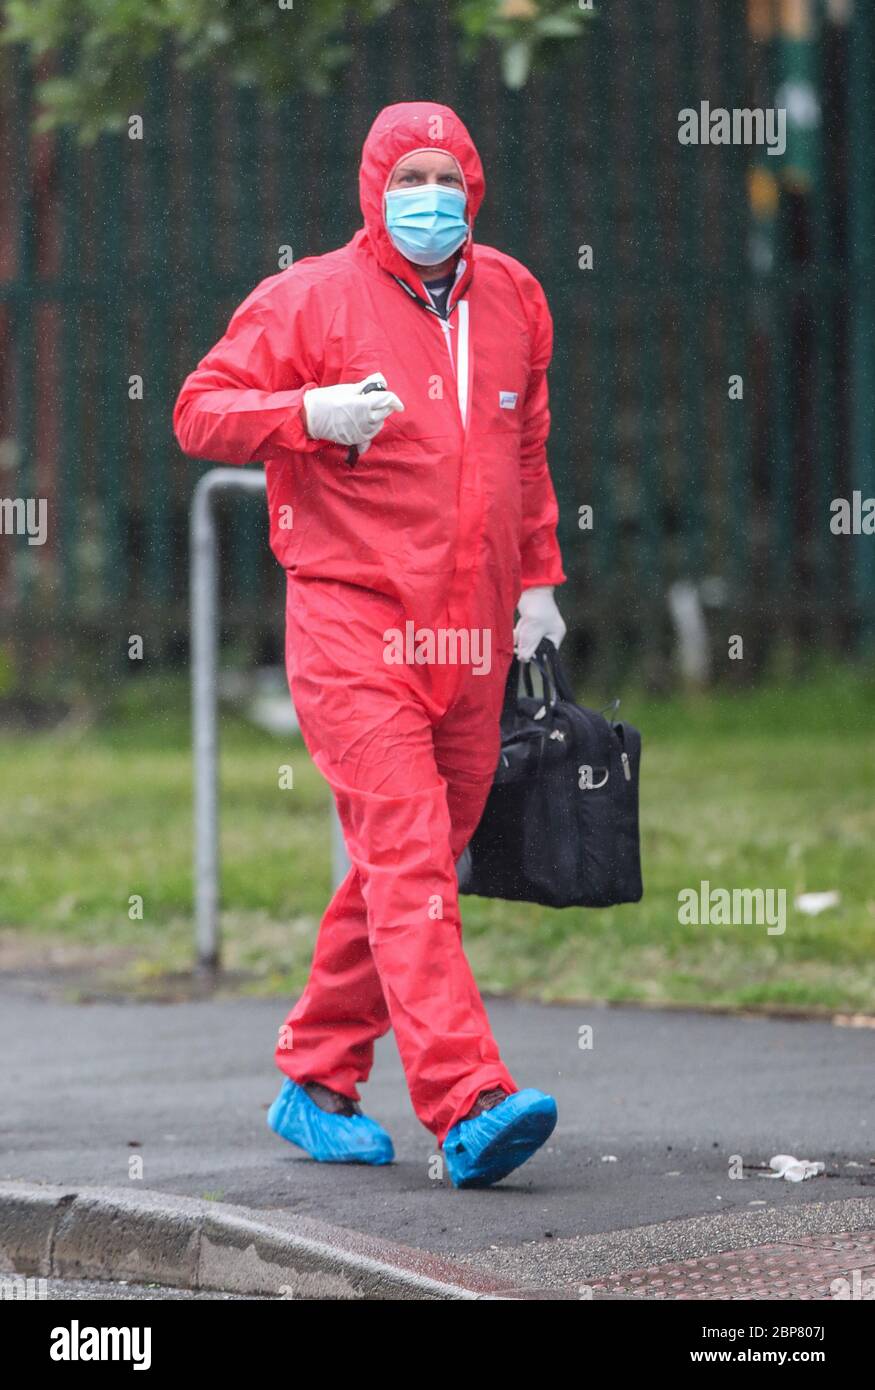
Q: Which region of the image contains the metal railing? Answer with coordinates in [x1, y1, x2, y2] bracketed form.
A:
[190, 467, 349, 972]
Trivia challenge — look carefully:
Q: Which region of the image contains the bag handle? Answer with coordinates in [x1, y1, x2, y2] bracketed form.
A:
[501, 638, 570, 726]
[529, 638, 576, 704]
[500, 655, 557, 727]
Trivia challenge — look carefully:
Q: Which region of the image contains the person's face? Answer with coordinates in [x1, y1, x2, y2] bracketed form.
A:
[386, 149, 465, 199]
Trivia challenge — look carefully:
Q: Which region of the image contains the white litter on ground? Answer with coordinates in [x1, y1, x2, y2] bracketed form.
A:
[794, 890, 841, 916]
[764, 1153, 826, 1182]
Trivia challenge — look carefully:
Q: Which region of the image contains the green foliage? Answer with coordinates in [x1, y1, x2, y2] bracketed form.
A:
[1, 0, 593, 140]
[457, 0, 592, 88]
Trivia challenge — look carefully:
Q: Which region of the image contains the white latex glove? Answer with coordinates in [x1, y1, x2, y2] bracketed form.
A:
[303, 372, 404, 449]
[514, 586, 567, 661]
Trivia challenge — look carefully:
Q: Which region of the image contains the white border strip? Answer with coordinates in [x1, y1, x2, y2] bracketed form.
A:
[456, 299, 469, 428]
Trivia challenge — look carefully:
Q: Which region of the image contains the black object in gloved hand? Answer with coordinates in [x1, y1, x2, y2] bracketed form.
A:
[457, 639, 643, 908]
[346, 379, 388, 468]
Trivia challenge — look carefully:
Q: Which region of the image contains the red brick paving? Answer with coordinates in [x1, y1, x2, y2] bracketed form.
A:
[589, 1230, 875, 1300]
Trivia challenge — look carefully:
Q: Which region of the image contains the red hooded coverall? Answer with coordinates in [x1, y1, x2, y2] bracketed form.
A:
[174, 102, 565, 1144]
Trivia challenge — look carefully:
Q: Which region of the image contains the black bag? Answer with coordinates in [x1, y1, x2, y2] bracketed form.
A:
[457, 639, 643, 909]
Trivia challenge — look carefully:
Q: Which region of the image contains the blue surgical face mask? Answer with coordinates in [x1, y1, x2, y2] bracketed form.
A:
[384, 184, 469, 267]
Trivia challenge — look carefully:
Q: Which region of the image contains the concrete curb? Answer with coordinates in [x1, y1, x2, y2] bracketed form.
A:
[0, 1182, 528, 1300]
[11, 1182, 868, 1301]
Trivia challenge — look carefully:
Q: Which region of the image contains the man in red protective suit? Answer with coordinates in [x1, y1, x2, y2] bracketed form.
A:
[174, 102, 567, 1188]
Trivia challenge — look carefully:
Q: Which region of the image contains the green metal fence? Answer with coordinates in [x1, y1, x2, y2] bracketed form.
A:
[1, 0, 873, 689]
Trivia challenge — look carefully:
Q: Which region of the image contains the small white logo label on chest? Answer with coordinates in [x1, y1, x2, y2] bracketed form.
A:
[499, 391, 518, 409]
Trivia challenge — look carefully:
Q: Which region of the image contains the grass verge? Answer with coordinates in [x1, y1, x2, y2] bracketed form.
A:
[1, 670, 874, 1012]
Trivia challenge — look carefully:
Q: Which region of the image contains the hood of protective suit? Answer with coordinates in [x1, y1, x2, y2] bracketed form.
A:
[358, 101, 486, 294]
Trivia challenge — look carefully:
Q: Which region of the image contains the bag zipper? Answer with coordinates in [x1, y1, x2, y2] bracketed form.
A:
[621, 751, 631, 781]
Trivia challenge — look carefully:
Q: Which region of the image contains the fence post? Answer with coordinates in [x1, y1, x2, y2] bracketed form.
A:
[849, 0, 875, 640]
[331, 802, 351, 893]
[191, 469, 263, 971]
[190, 467, 350, 974]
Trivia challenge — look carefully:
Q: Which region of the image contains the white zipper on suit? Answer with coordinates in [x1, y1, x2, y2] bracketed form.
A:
[455, 300, 470, 427]
[434, 298, 470, 429]
[397, 264, 471, 432]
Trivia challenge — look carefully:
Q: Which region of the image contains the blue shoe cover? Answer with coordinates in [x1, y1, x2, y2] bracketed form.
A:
[267, 1079, 394, 1165]
[443, 1088, 557, 1188]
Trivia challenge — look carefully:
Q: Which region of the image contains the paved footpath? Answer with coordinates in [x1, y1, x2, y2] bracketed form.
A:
[2, 986, 874, 1295]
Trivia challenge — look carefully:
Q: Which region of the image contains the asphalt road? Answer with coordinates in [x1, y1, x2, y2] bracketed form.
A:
[2, 988, 873, 1270]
